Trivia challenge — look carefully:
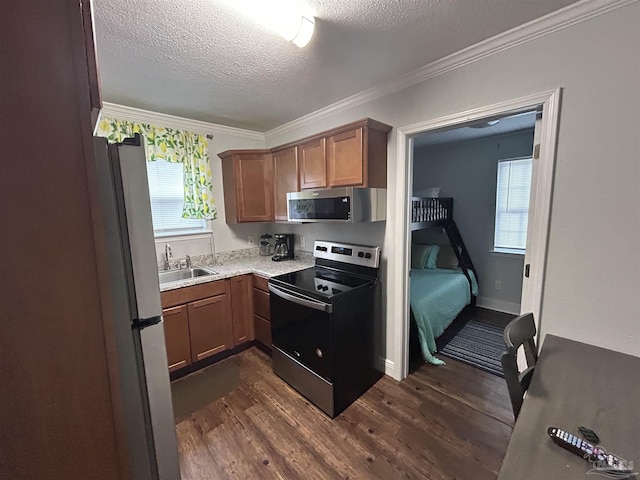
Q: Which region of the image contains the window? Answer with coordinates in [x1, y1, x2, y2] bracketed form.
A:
[146, 159, 207, 236]
[494, 157, 532, 253]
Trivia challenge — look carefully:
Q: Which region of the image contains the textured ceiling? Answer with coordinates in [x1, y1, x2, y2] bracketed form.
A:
[414, 111, 537, 148]
[94, 0, 580, 132]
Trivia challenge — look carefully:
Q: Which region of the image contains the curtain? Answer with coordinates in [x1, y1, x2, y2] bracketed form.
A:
[96, 116, 217, 220]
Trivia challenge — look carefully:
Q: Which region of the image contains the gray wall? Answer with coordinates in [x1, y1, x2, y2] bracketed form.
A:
[413, 129, 534, 313]
[265, 2, 640, 363]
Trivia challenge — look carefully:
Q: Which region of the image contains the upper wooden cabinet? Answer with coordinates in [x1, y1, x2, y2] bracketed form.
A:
[219, 150, 273, 223]
[298, 138, 327, 189]
[326, 119, 391, 188]
[288, 118, 392, 190]
[217, 118, 391, 224]
[272, 146, 299, 221]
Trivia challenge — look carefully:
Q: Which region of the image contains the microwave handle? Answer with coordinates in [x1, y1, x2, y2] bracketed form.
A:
[268, 284, 333, 314]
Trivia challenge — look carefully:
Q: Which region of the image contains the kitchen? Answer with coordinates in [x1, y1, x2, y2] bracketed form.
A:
[94, 106, 393, 478]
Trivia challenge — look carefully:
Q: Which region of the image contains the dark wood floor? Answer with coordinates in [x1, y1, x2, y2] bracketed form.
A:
[176, 347, 514, 480]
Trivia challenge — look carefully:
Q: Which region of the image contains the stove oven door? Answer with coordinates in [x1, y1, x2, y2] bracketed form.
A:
[269, 284, 333, 382]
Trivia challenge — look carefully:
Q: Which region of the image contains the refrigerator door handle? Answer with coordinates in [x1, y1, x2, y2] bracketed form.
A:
[134, 316, 163, 330]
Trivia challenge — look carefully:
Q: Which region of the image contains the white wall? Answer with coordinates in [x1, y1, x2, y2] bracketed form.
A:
[413, 129, 535, 314]
[266, 3, 640, 363]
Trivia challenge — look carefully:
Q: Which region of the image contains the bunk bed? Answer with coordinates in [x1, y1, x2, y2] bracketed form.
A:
[409, 197, 479, 365]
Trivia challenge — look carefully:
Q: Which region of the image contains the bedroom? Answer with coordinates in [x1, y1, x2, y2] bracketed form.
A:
[407, 113, 536, 370]
[3, 0, 639, 479]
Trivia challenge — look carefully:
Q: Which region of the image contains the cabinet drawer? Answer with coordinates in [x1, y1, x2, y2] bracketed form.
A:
[252, 274, 269, 292]
[254, 315, 272, 348]
[161, 280, 226, 308]
[253, 288, 270, 320]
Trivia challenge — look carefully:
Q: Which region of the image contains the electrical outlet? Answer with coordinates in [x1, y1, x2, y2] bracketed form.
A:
[495, 280, 502, 290]
[248, 235, 255, 246]
[300, 236, 306, 248]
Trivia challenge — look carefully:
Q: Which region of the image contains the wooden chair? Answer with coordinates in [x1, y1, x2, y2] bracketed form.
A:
[501, 312, 538, 420]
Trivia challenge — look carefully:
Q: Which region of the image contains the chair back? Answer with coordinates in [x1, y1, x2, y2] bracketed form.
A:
[501, 312, 538, 420]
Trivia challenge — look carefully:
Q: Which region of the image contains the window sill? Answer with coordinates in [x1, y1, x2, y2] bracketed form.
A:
[490, 248, 525, 258]
[154, 231, 213, 241]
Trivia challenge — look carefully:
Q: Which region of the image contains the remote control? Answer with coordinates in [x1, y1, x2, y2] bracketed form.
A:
[547, 427, 636, 477]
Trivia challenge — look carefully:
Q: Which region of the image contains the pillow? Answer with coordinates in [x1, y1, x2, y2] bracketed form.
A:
[414, 186, 441, 198]
[436, 245, 460, 270]
[425, 244, 439, 269]
[411, 244, 432, 269]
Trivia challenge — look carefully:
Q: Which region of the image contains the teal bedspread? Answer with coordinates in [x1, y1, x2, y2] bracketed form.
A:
[410, 268, 479, 365]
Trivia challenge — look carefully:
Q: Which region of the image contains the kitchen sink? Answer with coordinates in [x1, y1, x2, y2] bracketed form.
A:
[158, 267, 218, 285]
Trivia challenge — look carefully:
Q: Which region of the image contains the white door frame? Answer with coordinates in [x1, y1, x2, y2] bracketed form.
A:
[391, 88, 561, 381]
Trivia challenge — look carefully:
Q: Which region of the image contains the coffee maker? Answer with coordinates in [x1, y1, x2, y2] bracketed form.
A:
[272, 233, 295, 262]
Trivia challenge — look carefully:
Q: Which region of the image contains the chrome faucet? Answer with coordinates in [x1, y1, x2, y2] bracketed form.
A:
[163, 244, 173, 270]
[185, 255, 192, 268]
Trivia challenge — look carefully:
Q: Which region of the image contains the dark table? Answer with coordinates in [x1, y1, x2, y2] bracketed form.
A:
[498, 334, 640, 479]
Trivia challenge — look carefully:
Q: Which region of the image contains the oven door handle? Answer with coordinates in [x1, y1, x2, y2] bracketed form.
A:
[268, 284, 333, 313]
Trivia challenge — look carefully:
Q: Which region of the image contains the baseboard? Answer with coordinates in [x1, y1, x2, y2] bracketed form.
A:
[476, 296, 521, 315]
[384, 358, 395, 378]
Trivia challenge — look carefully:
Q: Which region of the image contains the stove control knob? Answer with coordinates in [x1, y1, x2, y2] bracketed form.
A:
[317, 284, 323, 290]
[364, 253, 372, 259]
[322, 286, 329, 291]
[358, 251, 364, 258]
[315, 348, 323, 358]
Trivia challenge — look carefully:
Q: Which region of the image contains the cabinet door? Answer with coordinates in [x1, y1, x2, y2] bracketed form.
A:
[298, 138, 327, 189]
[162, 305, 191, 372]
[327, 127, 364, 187]
[230, 275, 254, 346]
[254, 315, 272, 348]
[272, 147, 299, 221]
[236, 152, 273, 222]
[188, 293, 233, 362]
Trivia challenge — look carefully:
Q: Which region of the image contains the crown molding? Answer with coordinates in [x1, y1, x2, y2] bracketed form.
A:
[99, 102, 265, 141]
[265, 0, 635, 142]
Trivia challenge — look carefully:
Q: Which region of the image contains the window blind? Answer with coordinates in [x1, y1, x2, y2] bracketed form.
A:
[146, 160, 206, 235]
[494, 158, 532, 251]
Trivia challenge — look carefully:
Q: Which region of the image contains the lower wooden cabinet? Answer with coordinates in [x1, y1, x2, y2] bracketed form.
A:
[229, 274, 254, 345]
[163, 305, 191, 373]
[252, 274, 272, 349]
[161, 275, 262, 374]
[187, 293, 233, 362]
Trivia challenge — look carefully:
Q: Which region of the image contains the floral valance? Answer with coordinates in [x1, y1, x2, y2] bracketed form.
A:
[96, 116, 217, 220]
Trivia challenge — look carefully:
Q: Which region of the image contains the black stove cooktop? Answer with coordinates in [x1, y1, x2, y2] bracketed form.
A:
[269, 266, 373, 300]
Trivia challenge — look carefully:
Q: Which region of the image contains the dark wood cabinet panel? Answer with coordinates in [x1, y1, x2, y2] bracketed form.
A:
[272, 146, 299, 221]
[219, 150, 273, 223]
[187, 292, 233, 362]
[254, 315, 272, 348]
[162, 305, 191, 372]
[253, 288, 271, 321]
[252, 274, 269, 292]
[230, 275, 254, 346]
[161, 279, 226, 308]
[327, 127, 364, 187]
[1, 1, 125, 478]
[298, 138, 327, 189]
[80, 0, 101, 128]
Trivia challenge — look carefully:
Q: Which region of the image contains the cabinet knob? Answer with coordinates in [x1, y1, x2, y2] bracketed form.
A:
[315, 348, 323, 358]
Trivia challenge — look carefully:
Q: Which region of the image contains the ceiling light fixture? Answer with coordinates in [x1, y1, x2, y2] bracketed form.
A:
[221, 0, 316, 48]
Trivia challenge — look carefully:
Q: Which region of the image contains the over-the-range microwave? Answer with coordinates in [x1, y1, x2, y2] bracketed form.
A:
[286, 187, 386, 223]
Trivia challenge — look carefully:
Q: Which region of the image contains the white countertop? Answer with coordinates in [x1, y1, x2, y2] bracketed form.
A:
[159, 255, 313, 292]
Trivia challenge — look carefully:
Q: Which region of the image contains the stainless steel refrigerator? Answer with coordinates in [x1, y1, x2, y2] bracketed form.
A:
[93, 134, 180, 480]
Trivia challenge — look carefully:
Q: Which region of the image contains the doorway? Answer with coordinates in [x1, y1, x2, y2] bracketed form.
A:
[391, 89, 561, 381]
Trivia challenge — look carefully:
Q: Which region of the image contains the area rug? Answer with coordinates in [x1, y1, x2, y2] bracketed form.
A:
[438, 320, 505, 377]
[171, 359, 239, 422]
